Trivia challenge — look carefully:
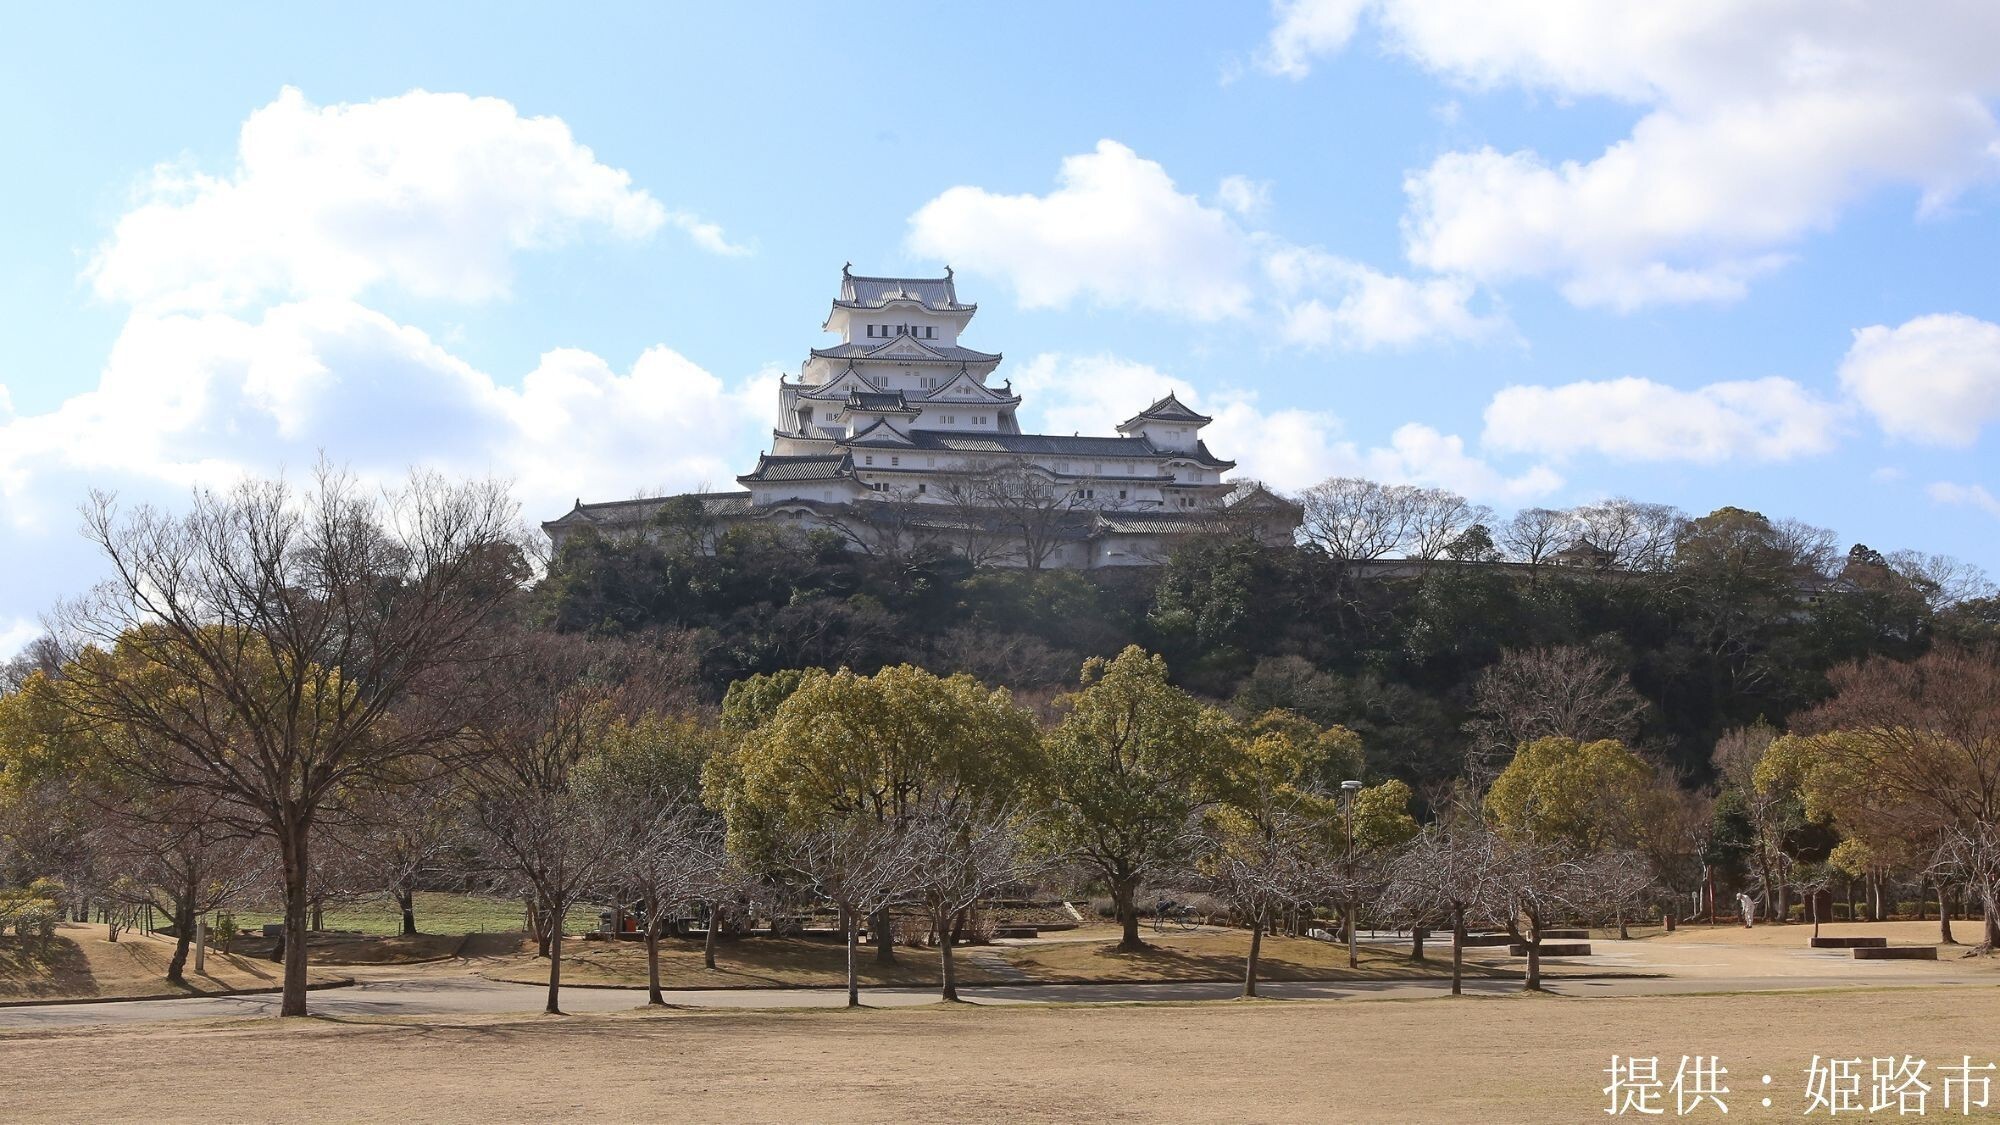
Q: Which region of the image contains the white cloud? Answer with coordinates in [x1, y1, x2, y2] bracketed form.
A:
[1260, 0, 1371, 79]
[1217, 174, 1273, 218]
[909, 140, 1504, 348]
[1482, 375, 1843, 464]
[87, 87, 737, 313]
[1263, 2, 2000, 307]
[0, 618, 38, 662]
[1266, 246, 1509, 349]
[1928, 481, 2000, 520]
[0, 300, 768, 536]
[1011, 352, 1557, 500]
[1839, 313, 2000, 447]
[908, 141, 1257, 320]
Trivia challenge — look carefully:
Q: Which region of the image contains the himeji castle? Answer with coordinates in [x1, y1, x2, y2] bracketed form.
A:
[544, 266, 1299, 568]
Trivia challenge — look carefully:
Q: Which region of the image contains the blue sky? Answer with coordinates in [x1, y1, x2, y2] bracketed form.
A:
[3, 2, 1998, 654]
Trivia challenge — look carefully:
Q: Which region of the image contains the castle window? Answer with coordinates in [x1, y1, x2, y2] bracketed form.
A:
[926, 326, 935, 339]
[864, 455, 874, 465]
[917, 483, 927, 494]
[1118, 489, 1128, 500]
[866, 325, 877, 338]
[890, 456, 900, 466]
[870, 482, 889, 492]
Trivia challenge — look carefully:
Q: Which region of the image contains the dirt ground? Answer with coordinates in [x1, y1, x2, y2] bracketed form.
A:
[479, 925, 1509, 990]
[0, 923, 340, 1001]
[4, 985, 1998, 1122]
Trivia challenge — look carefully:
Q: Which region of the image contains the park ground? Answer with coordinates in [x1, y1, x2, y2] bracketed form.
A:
[1, 918, 1997, 1121]
[3, 982, 1999, 1122]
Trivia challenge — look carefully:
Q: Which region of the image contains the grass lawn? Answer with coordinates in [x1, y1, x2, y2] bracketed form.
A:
[230, 892, 597, 937]
[480, 924, 1517, 990]
[0, 924, 342, 1002]
[6, 985, 1998, 1122]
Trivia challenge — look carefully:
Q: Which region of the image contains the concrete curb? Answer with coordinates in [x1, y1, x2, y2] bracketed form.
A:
[0, 976, 357, 1010]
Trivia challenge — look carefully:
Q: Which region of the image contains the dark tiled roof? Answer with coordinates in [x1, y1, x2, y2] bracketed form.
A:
[845, 390, 912, 412]
[1120, 391, 1211, 428]
[810, 341, 1001, 363]
[891, 431, 1236, 469]
[739, 454, 852, 482]
[542, 491, 754, 529]
[836, 269, 970, 311]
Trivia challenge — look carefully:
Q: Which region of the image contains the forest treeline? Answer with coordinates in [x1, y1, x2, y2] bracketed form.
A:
[534, 484, 1999, 788]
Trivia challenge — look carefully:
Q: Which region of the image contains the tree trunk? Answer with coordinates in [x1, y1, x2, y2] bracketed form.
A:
[1346, 899, 1358, 969]
[1450, 908, 1464, 997]
[166, 903, 194, 986]
[1410, 925, 1425, 962]
[311, 902, 324, 932]
[1617, 905, 1630, 941]
[397, 883, 418, 936]
[940, 911, 960, 1002]
[1940, 883, 1957, 944]
[1522, 918, 1542, 992]
[194, 915, 207, 974]
[1112, 874, 1143, 952]
[703, 901, 720, 970]
[1242, 918, 1263, 998]
[1984, 896, 2000, 950]
[545, 921, 564, 1015]
[279, 823, 311, 1016]
[871, 907, 896, 964]
[843, 907, 861, 1008]
[645, 918, 665, 1006]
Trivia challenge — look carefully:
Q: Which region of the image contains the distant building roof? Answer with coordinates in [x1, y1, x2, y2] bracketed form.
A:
[895, 431, 1235, 469]
[845, 390, 914, 413]
[833, 266, 973, 312]
[1120, 391, 1211, 430]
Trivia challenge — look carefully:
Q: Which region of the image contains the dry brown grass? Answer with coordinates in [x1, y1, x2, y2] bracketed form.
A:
[4, 985, 1998, 1122]
[478, 926, 1520, 991]
[0, 923, 340, 1002]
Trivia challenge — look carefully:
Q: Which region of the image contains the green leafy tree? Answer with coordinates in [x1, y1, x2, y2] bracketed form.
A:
[1484, 736, 1655, 851]
[1034, 646, 1239, 951]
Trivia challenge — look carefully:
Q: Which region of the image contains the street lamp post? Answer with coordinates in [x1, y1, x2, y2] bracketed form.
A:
[1341, 779, 1363, 969]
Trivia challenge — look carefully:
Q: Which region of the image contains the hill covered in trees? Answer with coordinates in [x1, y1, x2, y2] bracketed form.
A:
[533, 483, 1999, 789]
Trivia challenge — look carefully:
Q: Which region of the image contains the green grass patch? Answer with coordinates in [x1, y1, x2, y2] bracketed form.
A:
[230, 892, 599, 937]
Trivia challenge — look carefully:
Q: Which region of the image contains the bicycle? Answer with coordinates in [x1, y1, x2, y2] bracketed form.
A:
[1151, 901, 1199, 933]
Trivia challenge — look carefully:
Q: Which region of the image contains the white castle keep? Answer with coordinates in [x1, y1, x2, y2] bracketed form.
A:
[544, 266, 1297, 568]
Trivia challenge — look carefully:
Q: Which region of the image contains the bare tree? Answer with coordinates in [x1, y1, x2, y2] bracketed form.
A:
[52, 467, 522, 1016]
[463, 633, 646, 1013]
[1480, 836, 1588, 992]
[1463, 646, 1649, 778]
[1383, 813, 1505, 996]
[590, 792, 726, 1006]
[1404, 488, 1493, 562]
[782, 816, 922, 1008]
[347, 764, 466, 936]
[952, 462, 1093, 571]
[1299, 478, 1413, 561]
[1887, 551, 1997, 613]
[1498, 507, 1572, 568]
[904, 797, 1030, 1001]
[471, 783, 613, 1014]
[1577, 849, 1659, 940]
[1572, 498, 1686, 572]
[1201, 806, 1336, 997]
[86, 790, 267, 984]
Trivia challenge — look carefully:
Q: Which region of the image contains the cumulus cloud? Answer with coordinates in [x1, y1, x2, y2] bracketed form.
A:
[909, 140, 1503, 348]
[1928, 481, 2000, 520]
[1, 89, 767, 634]
[1011, 352, 1558, 500]
[1839, 313, 2000, 447]
[1261, 2, 2000, 307]
[88, 87, 739, 313]
[1482, 376, 1844, 464]
[0, 300, 769, 535]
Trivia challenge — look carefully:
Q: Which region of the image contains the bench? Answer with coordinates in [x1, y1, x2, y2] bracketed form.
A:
[1460, 933, 1513, 947]
[1853, 946, 1937, 960]
[1511, 942, 1592, 957]
[992, 925, 1039, 939]
[1809, 936, 1888, 949]
[1541, 929, 1589, 940]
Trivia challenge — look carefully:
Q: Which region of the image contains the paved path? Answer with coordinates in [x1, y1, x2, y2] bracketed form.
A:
[0, 948, 1990, 1032]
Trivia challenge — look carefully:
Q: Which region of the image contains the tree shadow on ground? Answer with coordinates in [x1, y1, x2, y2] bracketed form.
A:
[0, 934, 95, 998]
